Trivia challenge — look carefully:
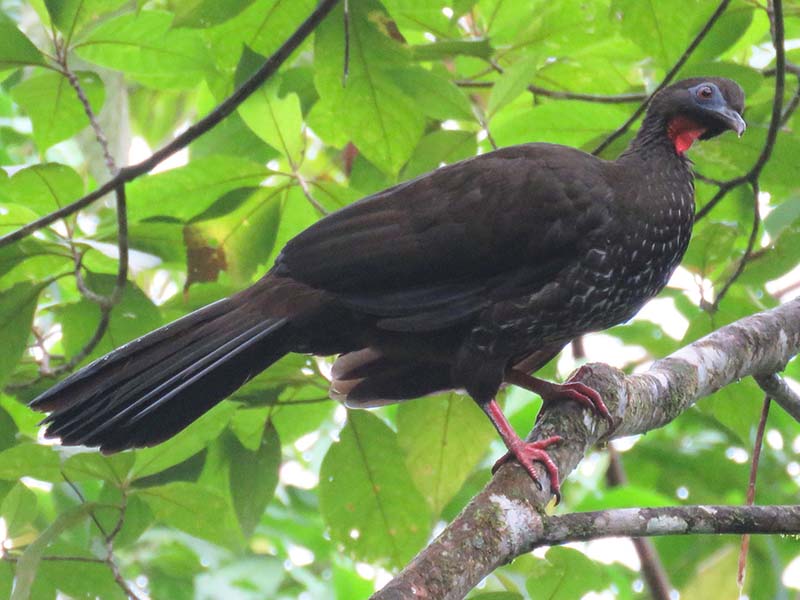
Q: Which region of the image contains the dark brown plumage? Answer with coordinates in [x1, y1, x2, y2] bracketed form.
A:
[30, 78, 745, 498]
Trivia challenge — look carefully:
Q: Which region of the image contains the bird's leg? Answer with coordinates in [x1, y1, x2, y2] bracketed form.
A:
[482, 398, 563, 501]
[505, 367, 614, 428]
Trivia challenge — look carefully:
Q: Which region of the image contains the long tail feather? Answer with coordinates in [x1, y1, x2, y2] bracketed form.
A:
[30, 298, 293, 452]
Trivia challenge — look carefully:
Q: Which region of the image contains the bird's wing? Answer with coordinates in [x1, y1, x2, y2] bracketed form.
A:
[275, 144, 612, 331]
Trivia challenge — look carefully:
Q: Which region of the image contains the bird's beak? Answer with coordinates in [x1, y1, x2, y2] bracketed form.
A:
[715, 106, 746, 137]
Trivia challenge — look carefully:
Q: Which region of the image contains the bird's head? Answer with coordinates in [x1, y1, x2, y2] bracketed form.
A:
[647, 77, 746, 154]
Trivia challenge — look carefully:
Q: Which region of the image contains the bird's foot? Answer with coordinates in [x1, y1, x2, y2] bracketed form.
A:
[507, 368, 614, 430]
[491, 435, 563, 502]
[482, 398, 563, 501]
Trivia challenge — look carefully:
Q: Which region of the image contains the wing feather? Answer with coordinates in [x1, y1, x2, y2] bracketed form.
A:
[276, 144, 611, 329]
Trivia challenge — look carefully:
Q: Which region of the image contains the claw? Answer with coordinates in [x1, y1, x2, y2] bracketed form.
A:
[492, 435, 563, 502]
[506, 368, 615, 431]
[482, 398, 563, 501]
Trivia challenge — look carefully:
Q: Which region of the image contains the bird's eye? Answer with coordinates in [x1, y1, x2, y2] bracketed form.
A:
[697, 85, 714, 100]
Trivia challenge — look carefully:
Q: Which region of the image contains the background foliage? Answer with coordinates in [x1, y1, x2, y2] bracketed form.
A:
[0, 0, 798, 598]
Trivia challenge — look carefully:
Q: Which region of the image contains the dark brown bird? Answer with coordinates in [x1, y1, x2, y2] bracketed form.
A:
[30, 78, 745, 499]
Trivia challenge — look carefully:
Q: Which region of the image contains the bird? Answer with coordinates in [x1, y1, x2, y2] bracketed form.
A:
[30, 77, 745, 500]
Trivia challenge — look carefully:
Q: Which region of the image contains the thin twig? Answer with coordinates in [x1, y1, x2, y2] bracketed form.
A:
[711, 182, 761, 310]
[295, 172, 329, 215]
[60, 66, 116, 174]
[342, 0, 350, 85]
[0, 0, 342, 249]
[737, 395, 770, 591]
[104, 490, 140, 600]
[28, 44, 132, 385]
[592, 0, 732, 155]
[527, 84, 646, 104]
[2, 554, 105, 564]
[703, 0, 783, 304]
[62, 472, 140, 599]
[62, 472, 109, 537]
[754, 373, 800, 421]
[475, 108, 498, 150]
[696, 0, 785, 221]
[454, 79, 647, 104]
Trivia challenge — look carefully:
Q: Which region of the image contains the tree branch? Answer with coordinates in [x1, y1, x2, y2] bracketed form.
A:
[0, 0, 341, 249]
[538, 504, 800, 545]
[754, 372, 800, 421]
[374, 297, 800, 599]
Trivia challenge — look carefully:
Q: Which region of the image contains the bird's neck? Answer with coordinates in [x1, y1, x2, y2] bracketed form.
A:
[613, 112, 696, 217]
[618, 112, 698, 167]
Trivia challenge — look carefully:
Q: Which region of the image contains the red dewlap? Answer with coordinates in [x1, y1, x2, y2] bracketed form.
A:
[667, 116, 707, 154]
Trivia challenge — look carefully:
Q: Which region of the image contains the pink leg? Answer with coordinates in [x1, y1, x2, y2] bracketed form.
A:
[483, 399, 563, 502]
[505, 367, 615, 428]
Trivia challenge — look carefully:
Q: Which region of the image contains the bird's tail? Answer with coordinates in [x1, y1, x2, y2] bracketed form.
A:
[30, 293, 294, 453]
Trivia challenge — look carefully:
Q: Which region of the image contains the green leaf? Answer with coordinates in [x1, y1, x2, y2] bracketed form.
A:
[314, 1, 425, 174]
[127, 156, 270, 221]
[688, 4, 754, 63]
[0, 406, 17, 452]
[44, 0, 128, 43]
[96, 486, 154, 549]
[11, 502, 96, 600]
[229, 423, 281, 537]
[0, 13, 47, 68]
[319, 410, 431, 566]
[574, 484, 677, 512]
[683, 221, 739, 279]
[194, 557, 285, 599]
[184, 185, 284, 286]
[408, 39, 493, 61]
[393, 67, 474, 121]
[171, 0, 257, 28]
[488, 54, 539, 117]
[333, 559, 374, 600]
[382, 0, 456, 35]
[61, 452, 135, 484]
[680, 545, 740, 600]
[397, 394, 494, 515]
[37, 546, 127, 599]
[0, 443, 61, 481]
[0, 281, 41, 389]
[1, 483, 38, 538]
[237, 55, 305, 164]
[4, 163, 84, 216]
[130, 401, 236, 479]
[525, 547, 612, 599]
[764, 195, 800, 238]
[0, 204, 72, 283]
[403, 129, 477, 179]
[137, 481, 243, 548]
[11, 72, 105, 151]
[492, 101, 628, 148]
[0, 561, 11, 600]
[74, 11, 211, 89]
[268, 389, 337, 445]
[190, 109, 278, 164]
[59, 275, 161, 362]
[205, 0, 317, 71]
[612, 0, 705, 70]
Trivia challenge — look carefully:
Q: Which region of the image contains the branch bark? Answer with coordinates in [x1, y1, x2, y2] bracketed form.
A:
[374, 297, 800, 600]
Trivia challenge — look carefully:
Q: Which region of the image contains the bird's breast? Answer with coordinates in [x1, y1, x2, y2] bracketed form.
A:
[565, 174, 696, 331]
